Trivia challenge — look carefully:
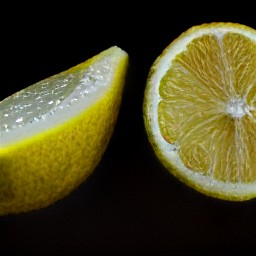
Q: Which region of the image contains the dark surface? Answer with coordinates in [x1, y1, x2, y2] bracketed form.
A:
[1, 8, 256, 255]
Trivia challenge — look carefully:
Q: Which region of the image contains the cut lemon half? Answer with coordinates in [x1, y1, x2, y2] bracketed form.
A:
[143, 22, 256, 201]
[0, 46, 128, 216]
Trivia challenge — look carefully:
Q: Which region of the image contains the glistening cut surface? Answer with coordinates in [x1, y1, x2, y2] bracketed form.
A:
[0, 58, 112, 145]
[158, 32, 256, 183]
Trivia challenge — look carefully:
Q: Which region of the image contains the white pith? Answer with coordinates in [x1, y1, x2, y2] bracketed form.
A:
[0, 47, 126, 147]
[147, 25, 256, 198]
[226, 97, 253, 118]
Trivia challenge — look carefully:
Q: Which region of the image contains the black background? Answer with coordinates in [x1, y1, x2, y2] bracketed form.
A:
[1, 6, 256, 256]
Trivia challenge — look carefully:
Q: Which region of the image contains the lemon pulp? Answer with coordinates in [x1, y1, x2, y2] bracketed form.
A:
[159, 32, 256, 183]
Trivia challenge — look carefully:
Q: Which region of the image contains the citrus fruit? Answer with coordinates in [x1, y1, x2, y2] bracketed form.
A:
[143, 22, 256, 201]
[0, 46, 128, 216]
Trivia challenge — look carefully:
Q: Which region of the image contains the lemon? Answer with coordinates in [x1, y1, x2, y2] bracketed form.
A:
[143, 22, 256, 201]
[0, 46, 128, 216]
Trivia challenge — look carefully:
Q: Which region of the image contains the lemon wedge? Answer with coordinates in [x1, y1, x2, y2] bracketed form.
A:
[0, 46, 128, 215]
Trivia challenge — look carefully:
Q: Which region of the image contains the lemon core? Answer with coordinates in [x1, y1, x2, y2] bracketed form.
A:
[226, 98, 252, 118]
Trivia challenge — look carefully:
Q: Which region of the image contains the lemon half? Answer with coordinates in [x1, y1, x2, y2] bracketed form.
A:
[143, 22, 256, 201]
[0, 46, 128, 216]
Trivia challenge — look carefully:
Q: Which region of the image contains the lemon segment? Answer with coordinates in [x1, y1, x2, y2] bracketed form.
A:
[0, 46, 128, 216]
[144, 23, 256, 201]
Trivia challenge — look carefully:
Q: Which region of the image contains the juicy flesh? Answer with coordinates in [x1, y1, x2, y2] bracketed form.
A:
[0, 57, 112, 146]
[158, 32, 256, 183]
[1, 60, 111, 134]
